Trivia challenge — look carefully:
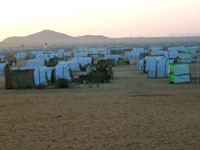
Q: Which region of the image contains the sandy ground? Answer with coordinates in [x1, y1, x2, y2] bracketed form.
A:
[0, 65, 200, 150]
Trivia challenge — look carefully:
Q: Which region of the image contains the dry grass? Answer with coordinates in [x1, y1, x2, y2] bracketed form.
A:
[0, 65, 200, 150]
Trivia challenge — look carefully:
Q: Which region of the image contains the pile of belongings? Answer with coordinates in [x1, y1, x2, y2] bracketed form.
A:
[104, 55, 120, 65]
[117, 58, 129, 65]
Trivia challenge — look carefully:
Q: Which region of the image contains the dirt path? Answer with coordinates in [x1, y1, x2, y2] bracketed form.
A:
[0, 65, 200, 150]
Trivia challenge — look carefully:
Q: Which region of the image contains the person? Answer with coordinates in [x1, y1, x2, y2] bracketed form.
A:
[86, 64, 91, 75]
[51, 69, 55, 85]
[79, 63, 82, 71]
[14, 57, 17, 66]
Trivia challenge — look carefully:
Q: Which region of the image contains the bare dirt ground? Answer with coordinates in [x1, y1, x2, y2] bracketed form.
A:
[0, 65, 200, 150]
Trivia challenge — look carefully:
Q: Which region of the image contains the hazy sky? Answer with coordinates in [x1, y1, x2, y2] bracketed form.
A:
[0, 0, 200, 41]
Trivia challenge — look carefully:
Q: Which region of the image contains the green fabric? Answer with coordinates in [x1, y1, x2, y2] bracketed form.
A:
[170, 64, 174, 74]
[169, 74, 174, 83]
[169, 64, 174, 83]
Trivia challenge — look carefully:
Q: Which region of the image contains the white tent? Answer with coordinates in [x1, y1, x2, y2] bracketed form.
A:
[16, 52, 27, 60]
[46, 67, 54, 81]
[147, 59, 174, 78]
[0, 55, 5, 62]
[34, 67, 48, 86]
[26, 59, 45, 69]
[11, 66, 53, 86]
[64, 52, 72, 57]
[172, 64, 190, 83]
[0, 63, 6, 75]
[138, 60, 144, 72]
[55, 62, 72, 81]
[67, 61, 80, 71]
[72, 57, 92, 67]
[74, 52, 88, 57]
[104, 55, 120, 65]
[145, 56, 164, 72]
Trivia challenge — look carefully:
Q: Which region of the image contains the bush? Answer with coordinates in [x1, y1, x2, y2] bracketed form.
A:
[35, 84, 46, 89]
[56, 79, 70, 88]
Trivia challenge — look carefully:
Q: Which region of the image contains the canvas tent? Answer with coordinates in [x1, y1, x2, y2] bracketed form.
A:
[145, 56, 164, 73]
[164, 51, 179, 59]
[64, 52, 72, 57]
[55, 62, 72, 81]
[147, 59, 173, 78]
[169, 64, 190, 83]
[104, 55, 120, 65]
[0, 63, 6, 75]
[34, 67, 48, 86]
[16, 53, 27, 60]
[67, 61, 80, 71]
[26, 59, 45, 69]
[72, 57, 92, 67]
[138, 60, 145, 72]
[0, 55, 5, 62]
[178, 53, 191, 64]
[74, 52, 88, 57]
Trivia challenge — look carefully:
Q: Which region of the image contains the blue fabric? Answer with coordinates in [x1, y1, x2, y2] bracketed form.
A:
[46, 67, 54, 81]
[74, 52, 89, 57]
[0, 63, 6, 75]
[157, 60, 167, 78]
[174, 75, 190, 83]
[34, 67, 48, 86]
[72, 57, 92, 67]
[55, 62, 72, 81]
[16, 53, 27, 59]
[26, 59, 45, 69]
[174, 64, 190, 76]
[148, 60, 157, 78]
[138, 60, 144, 72]
[145, 56, 164, 72]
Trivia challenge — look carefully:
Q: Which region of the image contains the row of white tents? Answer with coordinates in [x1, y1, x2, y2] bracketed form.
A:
[8, 57, 93, 86]
[138, 57, 174, 78]
[137, 46, 200, 83]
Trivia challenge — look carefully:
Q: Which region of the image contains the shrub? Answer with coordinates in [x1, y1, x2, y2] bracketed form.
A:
[56, 78, 69, 88]
[35, 84, 46, 89]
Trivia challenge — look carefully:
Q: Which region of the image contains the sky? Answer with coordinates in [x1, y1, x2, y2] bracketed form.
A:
[0, 0, 200, 41]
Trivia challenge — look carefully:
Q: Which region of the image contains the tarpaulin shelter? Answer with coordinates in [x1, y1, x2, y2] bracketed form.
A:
[104, 55, 120, 65]
[178, 53, 191, 64]
[16, 53, 27, 60]
[26, 59, 45, 69]
[148, 59, 173, 78]
[169, 64, 190, 83]
[72, 57, 92, 67]
[5, 66, 35, 89]
[55, 62, 72, 81]
[0, 63, 6, 75]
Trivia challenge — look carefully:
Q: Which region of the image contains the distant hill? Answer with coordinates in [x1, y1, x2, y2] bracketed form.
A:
[168, 33, 200, 37]
[0, 30, 200, 50]
[0, 30, 110, 47]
